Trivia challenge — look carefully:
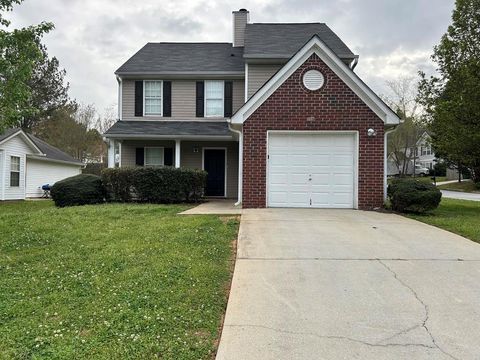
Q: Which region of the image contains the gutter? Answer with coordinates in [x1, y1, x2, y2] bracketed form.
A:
[350, 55, 359, 70]
[228, 122, 243, 207]
[27, 154, 84, 167]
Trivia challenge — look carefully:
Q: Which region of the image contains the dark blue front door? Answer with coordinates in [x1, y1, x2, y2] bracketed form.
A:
[204, 149, 226, 196]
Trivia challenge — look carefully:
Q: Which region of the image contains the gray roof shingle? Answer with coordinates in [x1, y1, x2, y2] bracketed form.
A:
[0, 128, 82, 165]
[244, 23, 355, 59]
[28, 134, 83, 165]
[116, 43, 245, 75]
[104, 121, 233, 138]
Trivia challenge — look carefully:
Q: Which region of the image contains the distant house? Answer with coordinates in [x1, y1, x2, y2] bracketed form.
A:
[388, 131, 434, 176]
[0, 128, 84, 200]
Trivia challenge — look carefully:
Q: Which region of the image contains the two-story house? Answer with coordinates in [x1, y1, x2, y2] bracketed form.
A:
[104, 9, 400, 209]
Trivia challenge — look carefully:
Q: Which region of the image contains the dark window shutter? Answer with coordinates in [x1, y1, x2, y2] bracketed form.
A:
[135, 148, 144, 166]
[196, 81, 204, 117]
[164, 148, 173, 166]
[163, 81, 171, 117]
[224, 81, 233, 117]
[134, 81, 143, 117]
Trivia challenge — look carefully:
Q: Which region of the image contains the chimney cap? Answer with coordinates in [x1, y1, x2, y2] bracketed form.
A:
[239, 8, 248, 12]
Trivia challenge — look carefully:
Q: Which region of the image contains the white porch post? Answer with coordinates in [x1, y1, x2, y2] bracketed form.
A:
[107, 139, 115, 168]
[175, 139, 181, 168]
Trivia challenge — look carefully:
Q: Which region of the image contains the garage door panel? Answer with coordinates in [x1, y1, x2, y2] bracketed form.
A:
[268, 133, 356, 209]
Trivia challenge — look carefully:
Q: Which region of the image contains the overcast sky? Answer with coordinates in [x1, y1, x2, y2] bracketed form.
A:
[8, 0, 455, 117]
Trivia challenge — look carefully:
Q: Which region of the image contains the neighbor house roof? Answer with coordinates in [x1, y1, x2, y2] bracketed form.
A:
[243, 23, 356, 60]
[115, 43, 245, 75]
[0, 128, 82, 165]
[28, 134, 83, 165]
[104, 121, 234, 139]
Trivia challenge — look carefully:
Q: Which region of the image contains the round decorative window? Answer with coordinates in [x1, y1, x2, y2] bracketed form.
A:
[303, 69, 325, 91]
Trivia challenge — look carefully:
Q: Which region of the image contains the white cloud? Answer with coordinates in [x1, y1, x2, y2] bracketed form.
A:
[6, 0, 454, 114]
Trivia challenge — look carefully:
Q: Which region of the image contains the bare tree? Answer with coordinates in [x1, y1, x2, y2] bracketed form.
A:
[383, 77, 424, 176]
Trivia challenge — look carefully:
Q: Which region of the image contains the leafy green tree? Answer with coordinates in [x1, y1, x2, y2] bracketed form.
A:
[20, 44, 69, 129]
[418, 0, 480, 183]
[0, 0, 54, 132]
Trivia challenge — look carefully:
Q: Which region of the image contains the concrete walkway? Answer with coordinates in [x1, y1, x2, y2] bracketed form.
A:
[441, 190, 480, 202]
[216, 209, 480, 360]
[179, 199, 241, 215]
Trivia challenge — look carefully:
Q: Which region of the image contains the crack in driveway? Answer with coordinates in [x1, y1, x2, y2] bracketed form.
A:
[378, 260, 459, 360]
[224, 323, 438, 350]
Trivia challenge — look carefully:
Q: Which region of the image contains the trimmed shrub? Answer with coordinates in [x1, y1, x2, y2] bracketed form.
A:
[387, 178, 442, 213]
[432, 162, 447, 177]
[102, 168, 136, 202]
[82, 162, 107, 176]
[101, 167, 207, 203]
[51, 174, 105, 207]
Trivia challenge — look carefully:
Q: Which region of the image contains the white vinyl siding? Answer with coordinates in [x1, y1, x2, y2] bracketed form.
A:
[205, 80, 224, 117]
[145, 147, 164, 167]
[144, 81, 162, 116]
[25, 159, 82, 198]
[10, 156, 20, 187]
[1, 135, 30, 200]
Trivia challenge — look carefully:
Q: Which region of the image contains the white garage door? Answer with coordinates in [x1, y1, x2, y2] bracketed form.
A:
[267, 132, 356, 208]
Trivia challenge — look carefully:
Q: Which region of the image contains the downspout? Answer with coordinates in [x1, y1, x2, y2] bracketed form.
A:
[384, 125, 399, 202]
[228, 123, 243, 206]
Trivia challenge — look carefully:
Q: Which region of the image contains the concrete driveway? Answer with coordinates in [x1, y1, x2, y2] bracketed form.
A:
[216, 209, 480, 360]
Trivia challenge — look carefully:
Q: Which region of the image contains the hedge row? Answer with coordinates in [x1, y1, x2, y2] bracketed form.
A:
[51, 167, 207, 207]
[102, 167, 207, 203]
[387, 178, 442, 213]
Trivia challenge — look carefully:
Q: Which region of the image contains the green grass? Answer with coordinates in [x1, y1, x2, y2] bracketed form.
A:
[438, 180, 479, 193]
[0, 201, 239, 360]
[407, 198, 480, 243]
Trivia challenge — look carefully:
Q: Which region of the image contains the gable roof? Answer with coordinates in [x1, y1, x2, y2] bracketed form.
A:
[0, 128, 83, 165]
[231, 35, 400, 125]
[244, 23, 356, 60]
[115, 43, 245, 76]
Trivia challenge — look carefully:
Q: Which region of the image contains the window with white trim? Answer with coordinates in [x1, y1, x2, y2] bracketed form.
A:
[421, 145, 432, 156]
[145, 147, 164, 167]
[144, 81, 162, 115]
[205, 80, 224, 117]
[10, 156, 20, 187]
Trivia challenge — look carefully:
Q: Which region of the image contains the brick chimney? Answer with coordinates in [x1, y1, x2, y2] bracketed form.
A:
[232, 9, 249, 47]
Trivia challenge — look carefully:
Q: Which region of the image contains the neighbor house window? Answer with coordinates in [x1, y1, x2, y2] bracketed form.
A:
[10, 156, 20, 187]
[205, 80, 224, 117]
[145, 147, 164, 167]
[421, 145, 432, 156]
[144, 81, 162, 115]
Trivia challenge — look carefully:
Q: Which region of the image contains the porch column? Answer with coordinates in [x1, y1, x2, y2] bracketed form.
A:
[175, 139, 181, 168]
[107, 139, 115, 168]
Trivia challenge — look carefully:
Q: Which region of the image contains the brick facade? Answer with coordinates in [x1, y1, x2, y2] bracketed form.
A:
[242, 53, 385, 209]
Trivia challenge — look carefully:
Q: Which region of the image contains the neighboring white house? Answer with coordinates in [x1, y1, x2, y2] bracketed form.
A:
[0, 128, 84, 200]
[388, 131, 435, 176]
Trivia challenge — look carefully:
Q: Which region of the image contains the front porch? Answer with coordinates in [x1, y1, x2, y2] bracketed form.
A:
[108, 138, 239, 198]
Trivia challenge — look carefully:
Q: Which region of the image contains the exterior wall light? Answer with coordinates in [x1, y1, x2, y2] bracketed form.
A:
[367, 128, 377, 137]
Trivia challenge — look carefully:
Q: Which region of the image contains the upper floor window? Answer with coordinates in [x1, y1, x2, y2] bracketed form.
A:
[205, 80, 224, 117]
[421, 145, 432, 156]
[10, 156, 20, 187]
[144, 81, 162, 116]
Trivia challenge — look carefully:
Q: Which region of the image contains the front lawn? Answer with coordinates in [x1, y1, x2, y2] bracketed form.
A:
[0, 201, 239, 359]
[438, 180, 479, 193]
[407, 198, 480, 243]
